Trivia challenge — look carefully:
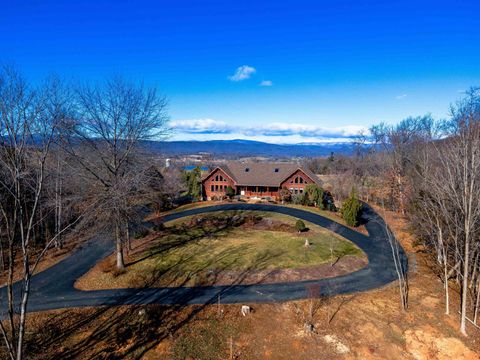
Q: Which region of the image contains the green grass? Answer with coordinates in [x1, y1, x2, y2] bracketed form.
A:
[117, 211, 364, 287]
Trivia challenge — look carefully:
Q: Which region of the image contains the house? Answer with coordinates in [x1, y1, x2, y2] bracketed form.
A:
[201, 162, 322, 200]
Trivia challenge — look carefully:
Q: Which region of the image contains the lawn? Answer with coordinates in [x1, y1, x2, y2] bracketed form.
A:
[152, 201, 367, 234]
[76, 211, 365, 290]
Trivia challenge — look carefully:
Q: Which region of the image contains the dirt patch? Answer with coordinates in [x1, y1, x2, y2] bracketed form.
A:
[404, 326, 478, 360]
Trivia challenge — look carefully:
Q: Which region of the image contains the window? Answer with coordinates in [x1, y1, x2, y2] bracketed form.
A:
[215, 185, 219, 191]
[219, 175, 223, 181]
[299, 189, 304, 194]
[274, 168, 279, 173]
[295, 177, 299, 183]
[215, 175, 219, 181]
[300, 177, 304, 184]
[245, 168, 250, 172]
[211, 185, 214, 192]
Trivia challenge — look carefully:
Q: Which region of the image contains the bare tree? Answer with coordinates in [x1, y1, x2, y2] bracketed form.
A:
[60, 77, 169, 269]
[408, 88, 480, 335]
[438, 89, 480, 335]
[0, 67, 77, 360]
[378, 206, 409, 311]
[370, 115, 435, 214]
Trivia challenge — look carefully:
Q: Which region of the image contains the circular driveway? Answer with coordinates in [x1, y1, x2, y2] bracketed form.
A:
[1, 203, 407, 313]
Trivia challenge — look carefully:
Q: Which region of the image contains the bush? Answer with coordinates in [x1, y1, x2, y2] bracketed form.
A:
[295, 219, 306, 233]
[279, 187, 292, 203]
[341, 187, 362, 227]
[225, 185, 235, 199]
[323, 190, 337, 211]
[292, 193, 305, 205]
[304, 184, 324, 207]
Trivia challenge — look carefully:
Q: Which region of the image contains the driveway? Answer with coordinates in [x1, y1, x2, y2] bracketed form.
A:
[0, 203, 407, 313]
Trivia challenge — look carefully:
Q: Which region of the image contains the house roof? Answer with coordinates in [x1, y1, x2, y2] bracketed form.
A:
[203, 162, 323, 187]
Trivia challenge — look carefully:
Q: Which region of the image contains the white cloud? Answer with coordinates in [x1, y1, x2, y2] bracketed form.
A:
[395, 94, 407, 100]
[228, 65, 256, 82]
[259, 80, 273, 87]
[170, 119, 234, 134]
[245, 123, 366, 138]
[171, 119, 367, 143]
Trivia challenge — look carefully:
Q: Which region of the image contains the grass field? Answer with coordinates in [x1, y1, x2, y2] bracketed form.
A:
[77, 211, 365, 289]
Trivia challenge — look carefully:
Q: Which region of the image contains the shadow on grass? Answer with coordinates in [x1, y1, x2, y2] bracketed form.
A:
[24, 212, 287, 359]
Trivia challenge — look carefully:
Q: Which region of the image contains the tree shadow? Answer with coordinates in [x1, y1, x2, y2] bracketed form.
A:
[24, 212, 288, 359]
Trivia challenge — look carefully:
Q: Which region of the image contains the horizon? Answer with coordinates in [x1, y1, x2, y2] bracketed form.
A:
[2, 0, 480, 144]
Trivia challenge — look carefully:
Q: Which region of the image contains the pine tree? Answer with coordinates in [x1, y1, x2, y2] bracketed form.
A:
[341, 187, 362, 227]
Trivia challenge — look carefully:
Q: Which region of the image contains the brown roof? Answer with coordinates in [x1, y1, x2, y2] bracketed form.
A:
[203, 162, 323, 188]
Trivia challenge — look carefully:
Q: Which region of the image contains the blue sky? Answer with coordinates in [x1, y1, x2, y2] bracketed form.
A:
[2, 0, 480, 143]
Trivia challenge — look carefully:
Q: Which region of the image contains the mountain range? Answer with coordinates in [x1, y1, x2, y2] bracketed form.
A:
[142, 139, 355, 158]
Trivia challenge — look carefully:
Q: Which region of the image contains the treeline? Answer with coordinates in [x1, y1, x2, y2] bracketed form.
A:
[0, 65, 172, 359]
[306, 88, 480, 335]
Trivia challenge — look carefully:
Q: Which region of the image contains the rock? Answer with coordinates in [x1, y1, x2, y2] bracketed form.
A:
[241, 305, 251, 316]
[304, 322, 314, 332]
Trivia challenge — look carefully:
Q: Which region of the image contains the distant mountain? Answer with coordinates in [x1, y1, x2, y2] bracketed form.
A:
[141, 139, 355, 158]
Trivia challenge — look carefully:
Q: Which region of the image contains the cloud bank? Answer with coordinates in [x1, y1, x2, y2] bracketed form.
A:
[170, 119, 366, 143]
[228, 65, 256, 81]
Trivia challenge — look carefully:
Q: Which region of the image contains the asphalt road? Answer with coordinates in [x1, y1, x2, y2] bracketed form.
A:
[0, 203, 407, 313]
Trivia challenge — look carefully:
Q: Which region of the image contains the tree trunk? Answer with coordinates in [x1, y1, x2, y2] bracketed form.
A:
[125, 220, 131, 253]
[474, 278, 480, 324]
[115, 220, 125, 270]
[460, 233, 470, 335]
[444, 261, 450, 315]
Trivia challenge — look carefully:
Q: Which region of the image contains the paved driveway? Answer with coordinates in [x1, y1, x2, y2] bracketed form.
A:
[1, 203, 407, 313]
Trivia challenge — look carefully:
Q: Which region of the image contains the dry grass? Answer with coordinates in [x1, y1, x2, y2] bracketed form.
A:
[76, 211, 365, 290]
[12, 203, 480, 360]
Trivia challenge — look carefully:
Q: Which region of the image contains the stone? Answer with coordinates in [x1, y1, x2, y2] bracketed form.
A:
[241, 305, 251, 316]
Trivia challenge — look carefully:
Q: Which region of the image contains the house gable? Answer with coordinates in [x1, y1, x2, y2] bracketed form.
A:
[202, 167, 236, 199]
[280, 169, 317, 194]
[202, 167, 236, 184]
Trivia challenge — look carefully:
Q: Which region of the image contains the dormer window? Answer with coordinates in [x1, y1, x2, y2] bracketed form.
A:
[274, 168, 279, 173]
[245, 168, 250, 172]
